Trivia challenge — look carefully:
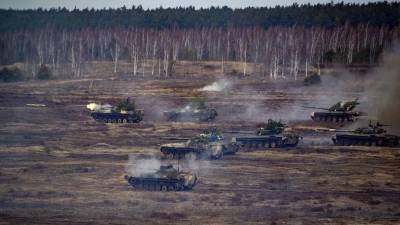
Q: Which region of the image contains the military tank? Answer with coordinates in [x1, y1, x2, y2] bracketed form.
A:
[87, 98, 143, 123]
[332, 121, 399, 147]
[124, 164, 197, 191]
[160, 129, 239, 159]
[231, 119, 301, 148]
[303, 98, 363, 122]
[163, 99, 217, 122]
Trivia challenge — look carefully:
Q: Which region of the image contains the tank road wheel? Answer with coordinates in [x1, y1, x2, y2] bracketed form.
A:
[123, 119, 127, 123]
[261, 142, 267, 148]
[161, 185, 168, 192]
[138, 183, 145, 189]
[103, 118, 108, 123]
[118, 119, 122, 123]
[269, 141, 276, 148]
[175, 183, 183, 191]
[168, 185, 175, 191]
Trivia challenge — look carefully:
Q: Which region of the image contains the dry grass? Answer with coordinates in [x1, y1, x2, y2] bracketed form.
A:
[0, 63, 399, 224]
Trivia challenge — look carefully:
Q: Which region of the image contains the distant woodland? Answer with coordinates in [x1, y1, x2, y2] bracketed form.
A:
[0, 2, 399, 79]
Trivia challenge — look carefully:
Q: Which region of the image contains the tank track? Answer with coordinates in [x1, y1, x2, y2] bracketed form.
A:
[91, 113, 142, 123]
[311, 112, 354, 122]
[234, 136, 298, 148]
[125, 176, 188, 191]
[333, 135, 399, 147]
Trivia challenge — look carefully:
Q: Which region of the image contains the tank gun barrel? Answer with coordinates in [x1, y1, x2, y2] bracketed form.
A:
[302, 106, 330, 111]
[224, 131, 255, 134]
[161, 137, 190, 141]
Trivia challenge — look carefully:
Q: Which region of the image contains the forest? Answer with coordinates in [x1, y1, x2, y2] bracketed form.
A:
[0, 2, 399, 79]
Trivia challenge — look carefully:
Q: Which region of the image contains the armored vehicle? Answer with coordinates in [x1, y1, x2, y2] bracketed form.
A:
[163, 99, 217, 122]
[332, 121, 399, 147]
[303, 98, 363, 122]
[160, 129, 239, 159]
[87, 98, 143, 123]
[232, 119, 301, 148]
[304, 73, 321, 86]
[124, 164, 197, 191]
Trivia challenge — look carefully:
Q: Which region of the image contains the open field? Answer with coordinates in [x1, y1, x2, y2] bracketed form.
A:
[0, 68, 400, 224]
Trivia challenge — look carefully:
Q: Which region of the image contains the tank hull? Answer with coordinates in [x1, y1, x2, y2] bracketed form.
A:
[163, 110, 217, 122]
[125, 176, 197, 191]
[233, 135, 299, 148]
[90, 112, 142, 123]
[160, 143, 238, 159]
[310, 111, 359, 122]
[332, 134, 399, 147]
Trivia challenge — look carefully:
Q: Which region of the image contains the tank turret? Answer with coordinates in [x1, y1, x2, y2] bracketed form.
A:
[256, 119, 286, 135]
[124, 164, 197, 191]
[87, 98, 143, 123]
[332, 121, 399, 147]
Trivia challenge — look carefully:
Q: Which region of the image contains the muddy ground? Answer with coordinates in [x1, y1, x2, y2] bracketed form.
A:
[0, 75, 399, 224]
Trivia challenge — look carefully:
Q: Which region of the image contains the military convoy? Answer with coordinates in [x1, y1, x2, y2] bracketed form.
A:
[163, 99, 218, 122]
[160, 129, 239, 159]
[87, 98, 143, 123]
[82, 96, 398, 193]
[231, 119, 301, 148]
[124, 164, 197, 191]
[303, 98, 363, 122]
[332, 121, 399, 147]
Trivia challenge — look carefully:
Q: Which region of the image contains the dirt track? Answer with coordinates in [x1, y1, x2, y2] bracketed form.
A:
[0, 77, 399, 224]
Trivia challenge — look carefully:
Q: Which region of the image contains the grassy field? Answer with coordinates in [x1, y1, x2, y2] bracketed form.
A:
[0, 62, 399, 224]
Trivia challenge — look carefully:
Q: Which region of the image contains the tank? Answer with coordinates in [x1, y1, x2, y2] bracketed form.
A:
[87, 98, 143, 123]
[231, 119, 301, 148]
[160, 129, 239, 159]
[303, 98, 363, 122]
[332, 121, 399, 147]
[163, 99, 217, 122]
[124, 164, 197, 191]
[304, 73, 321, 86]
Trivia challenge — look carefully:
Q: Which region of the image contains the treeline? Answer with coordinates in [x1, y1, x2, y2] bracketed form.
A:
[1, 25, 398, 79]
[0, 2, 399, 31]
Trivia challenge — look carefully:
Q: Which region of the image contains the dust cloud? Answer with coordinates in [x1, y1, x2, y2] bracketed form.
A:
[364, 47, 400, 133]
[200, 78, 232, 92]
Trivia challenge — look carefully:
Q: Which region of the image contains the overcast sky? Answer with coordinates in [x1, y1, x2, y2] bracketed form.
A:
[0, 0, 386, 10]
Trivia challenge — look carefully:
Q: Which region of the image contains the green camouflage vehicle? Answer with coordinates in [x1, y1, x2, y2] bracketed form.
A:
[124, 164, 197, 191]
[160, 129, 239, 159]
[87, 98, 143, 123]
[332, 121, 399, 147]
[303, 98, 363, 122]
[163, 98, 217, 122]
[231, 119, 301, 148]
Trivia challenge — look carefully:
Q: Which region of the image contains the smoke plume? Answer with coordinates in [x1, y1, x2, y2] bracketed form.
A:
[364, 46, 400, 133]
[125, 155, 161, 176]
[200, 78, 232, 92]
